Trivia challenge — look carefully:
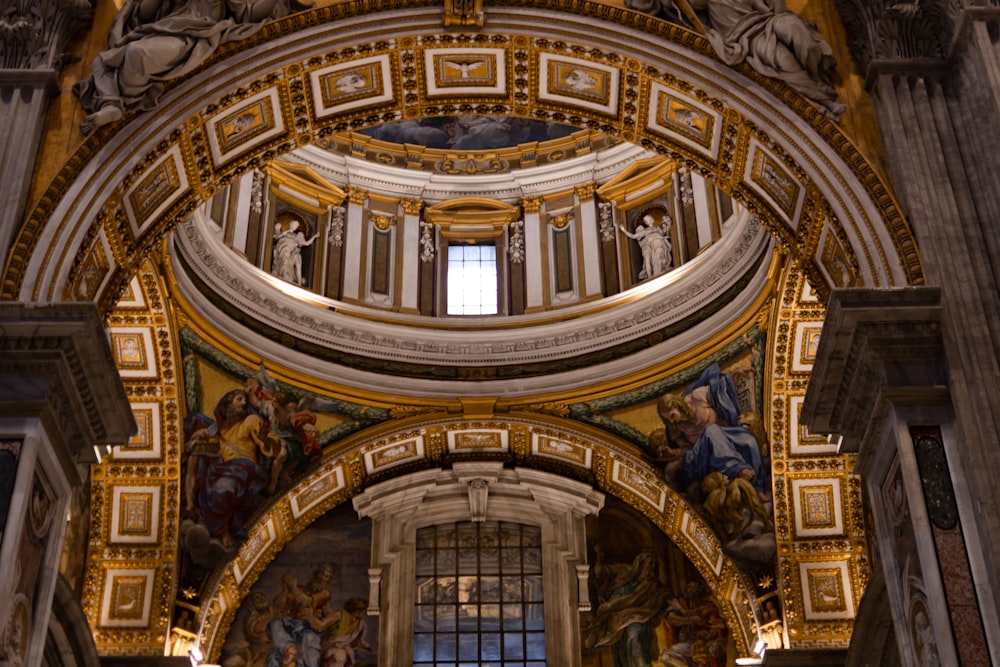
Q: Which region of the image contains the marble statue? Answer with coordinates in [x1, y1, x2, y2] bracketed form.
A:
[625, 0, 845, 116]
[272, 220, 317, 285]
[74, 0, 306, 134]
[620, 214, 673, 280]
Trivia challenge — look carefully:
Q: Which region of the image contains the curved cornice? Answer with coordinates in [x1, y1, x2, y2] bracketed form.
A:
[3, 5, 920, 309]
[170, 207, 773, 392]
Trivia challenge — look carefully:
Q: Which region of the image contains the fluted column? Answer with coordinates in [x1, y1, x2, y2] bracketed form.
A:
[833, 3, 1000, 662]
[0, 304, 134, 667]
[574, 184, 602, 299]
[0, 0, 94, 264]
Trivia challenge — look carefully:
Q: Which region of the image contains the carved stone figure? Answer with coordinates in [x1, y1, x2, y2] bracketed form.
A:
[626, 0, 845, 116]
[73, 0, 306, 134]
[272, 220, 317, 286]
[620, 214, 672, 280]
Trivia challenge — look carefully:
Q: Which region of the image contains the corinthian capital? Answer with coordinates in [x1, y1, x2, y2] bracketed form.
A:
[0, 0, 93, 70]
[833, 0, 952, 70]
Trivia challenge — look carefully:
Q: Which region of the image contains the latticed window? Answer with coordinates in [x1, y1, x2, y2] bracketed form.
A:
[413, 521, 546, 666]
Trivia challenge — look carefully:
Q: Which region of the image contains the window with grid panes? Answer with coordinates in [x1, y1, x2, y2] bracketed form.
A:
[446, 244, 498, 315]
[413, 521, 546, 666]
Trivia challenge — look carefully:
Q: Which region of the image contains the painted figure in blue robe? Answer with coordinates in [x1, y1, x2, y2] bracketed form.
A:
[657, 363, 768, 497]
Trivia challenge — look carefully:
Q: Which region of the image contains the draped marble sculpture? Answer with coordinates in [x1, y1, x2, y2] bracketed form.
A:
[74, 0, 306, 134]
[626, 0, 845, 116]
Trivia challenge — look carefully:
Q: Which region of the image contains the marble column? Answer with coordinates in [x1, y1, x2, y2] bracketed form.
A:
[803, 288, 987, 666]
[0, 0, 94, 264]
[0, 303, 134, 667]
[834, 3, 1000, 661]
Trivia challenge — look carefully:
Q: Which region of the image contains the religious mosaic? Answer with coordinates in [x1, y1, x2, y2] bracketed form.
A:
[218, 503, 377, 667]
[176, 331, 392, 599]
[581, 496, 734, 667]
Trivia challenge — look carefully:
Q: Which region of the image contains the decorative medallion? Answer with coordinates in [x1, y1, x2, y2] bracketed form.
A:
[110, 485, 161, 544]
[100, 569, 156, 627]
[113, 402, 162, 460]
[363, 436, 425, 473]
[109, 327, 158, 378]
[748, 144, 803, 223]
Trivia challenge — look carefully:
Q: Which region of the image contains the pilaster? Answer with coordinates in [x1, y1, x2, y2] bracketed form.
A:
[803, 287, 994, 665]
[0, 0, 94, 263]
[0, 303, 133, 667]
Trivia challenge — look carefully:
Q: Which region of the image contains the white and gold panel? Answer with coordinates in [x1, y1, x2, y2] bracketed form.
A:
[447, 428, 508, 453]
[233, 518, 278, 585]
[363, 435, 425, 473]
[115, 275, 147, 309]
[791, 321, 822, 373]
[69, 229, 112, 301]
[99, 568, 157, 627]
[679, 509, 724, 576]
[113, 401, 162, 460]
[745, 140, 804, 227]
[423, 48, 506, 96]
[610, 460, 666, 512]
[798, 560, 855, 620]
[122, 144, 189, 237]
[800, 279, 819, 303]
[309, 55, 394, 118]
[290, 463, 346, 520]
[788, 395, 838, 456]
[537, 53, 618, 116]
[645, 81, 722, 158]
[206, 88, 287, 165]
[109, 484, 161, 544]
[531, 433, 592, 468]
[108, 326, 158, 378]
[791, 477, 844, 538]
[818, 225, 858, 288]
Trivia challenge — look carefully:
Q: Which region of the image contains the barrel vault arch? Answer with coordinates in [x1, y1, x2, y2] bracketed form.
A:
[3, 1, 921, 311]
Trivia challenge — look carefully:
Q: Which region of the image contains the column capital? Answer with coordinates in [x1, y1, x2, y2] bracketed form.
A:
[401, 198, 423, 216]
[802, 287, 947, 454]
[0, 0, 93, 71]
[835, 0, 952, 76]
[0, 303, 134, 472]
[520, 196, 542, 214]
[574, 183, 596, 201]
[347, 186, 368, 205]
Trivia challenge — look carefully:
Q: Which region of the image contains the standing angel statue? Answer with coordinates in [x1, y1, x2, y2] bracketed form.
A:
[74, 0, 309, 134]
[620, 213, 673, 280]
[272, 219, 317, 286]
